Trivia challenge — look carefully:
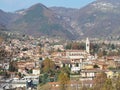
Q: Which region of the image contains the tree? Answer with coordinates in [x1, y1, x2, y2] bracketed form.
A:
[60, 66, 70, 76]
[18, 72, 22, 78]
[0, 48, 8, 61]
[66, 43, 72, 49]
[103, 50, 107, 56]
[80, 85, 89, 90]
[66, 42, 86, 50]
[0, 37, 3, 44]
[3, 71, 10, 78]
[102, 78, 113, 90]
[58, 72, 70, 90]
[94, 72, 107, 90]
[42, 58, 55, 74]
[29, 69, 33, 74]
[9, 61, 18, 72]
[39, 73, 49, 85]
[37, 83, 51, 90]
[79, 42, 86, 50]
[71, 42, 79, 50]
[114, 74, 120, 90]
[91, 43, 100, 54]
[93, 64, 99, 68]
[111, 44, 115, 50]
[97, 50, 103, 58]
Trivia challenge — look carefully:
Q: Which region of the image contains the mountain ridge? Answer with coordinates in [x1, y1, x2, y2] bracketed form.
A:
[8, 3, 76, 39]
[0, 0, 120, 39]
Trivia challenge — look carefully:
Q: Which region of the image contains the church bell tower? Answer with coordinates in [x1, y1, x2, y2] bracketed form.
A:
[86, 37, 90, 54]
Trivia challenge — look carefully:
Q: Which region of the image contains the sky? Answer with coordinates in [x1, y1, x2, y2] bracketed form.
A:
[0, 0, 96, 12]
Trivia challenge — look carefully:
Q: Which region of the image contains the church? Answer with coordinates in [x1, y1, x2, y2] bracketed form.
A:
[53, 38, 96, 72]
[65, 37, 90, 59]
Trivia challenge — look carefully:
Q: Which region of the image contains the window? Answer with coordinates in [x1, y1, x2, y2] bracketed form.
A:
[76, 63, 79, 67]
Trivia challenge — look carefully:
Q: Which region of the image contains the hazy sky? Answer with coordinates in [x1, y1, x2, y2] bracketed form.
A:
[0, 0, 95, 12]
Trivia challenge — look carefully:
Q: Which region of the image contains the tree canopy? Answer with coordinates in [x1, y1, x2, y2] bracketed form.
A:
[41, 58, 55, 73]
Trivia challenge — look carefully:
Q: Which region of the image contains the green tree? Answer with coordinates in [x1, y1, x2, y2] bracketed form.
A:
[39, 73, 49, 85]
[66, 43, 72, 49]
[111, 44, 115, 50]
[29, 69, 33, 74]
[103, 50, 107, 56]
[93, 64, 99, 68]
[91, 43, 100, 54]
[79, 42, 86, 50]
[18, 72, 22, 78]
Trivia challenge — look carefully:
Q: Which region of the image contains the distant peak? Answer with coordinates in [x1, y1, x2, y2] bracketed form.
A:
[30, 3, 48, 9]
[96, 0, 119, 3]
[0, 9, 4, 13]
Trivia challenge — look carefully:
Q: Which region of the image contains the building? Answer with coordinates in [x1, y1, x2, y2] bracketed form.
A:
[32, 68, 40, 75]
[86, 37, 90, 54]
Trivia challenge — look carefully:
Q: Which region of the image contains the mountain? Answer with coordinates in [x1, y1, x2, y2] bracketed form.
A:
[51, 0, 120, 38]
[8, 3, 76, 39]
[1, 0, 120, 39]
[76, 0, 120, 38]
[0, 9, 19, 31]
[0, 9, 11, 30]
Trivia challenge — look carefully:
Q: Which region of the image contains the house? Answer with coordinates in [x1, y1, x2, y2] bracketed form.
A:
[17, 60, 35, 70]
[106, 70, 120, 78]
[80, 69, 107, 81]
[106, 57, 117, 68]
[48, 82, 60, 90]
[32, 68, 40, 75]
[18, 67, 26, 74]
[92, 60, 108, 70]
[65, 50, 88, 60]
[84, 64, 93, 70]
[53, 45, 64, 51]
[53, 57, 71, 68]
[81, 80, 94, 87]
[48, 80, 94, 90]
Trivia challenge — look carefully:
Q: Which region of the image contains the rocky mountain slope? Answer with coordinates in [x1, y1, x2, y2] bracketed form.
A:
[0, 0, 120, 39]
[8, 3, 76, 39]
[51, 0, 120, 38]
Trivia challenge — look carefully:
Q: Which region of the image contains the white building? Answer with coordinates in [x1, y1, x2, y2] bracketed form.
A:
[86, 37, 90, 54]
[32, 68, 40, 75]
[66, 50, 88, 60]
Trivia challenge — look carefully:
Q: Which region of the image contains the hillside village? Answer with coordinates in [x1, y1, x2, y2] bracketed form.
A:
[1, 0, 120, 90]
[0, 33, 120, 90]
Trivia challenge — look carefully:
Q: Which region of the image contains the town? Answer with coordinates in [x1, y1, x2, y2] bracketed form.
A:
[0, 32, 120, 90]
